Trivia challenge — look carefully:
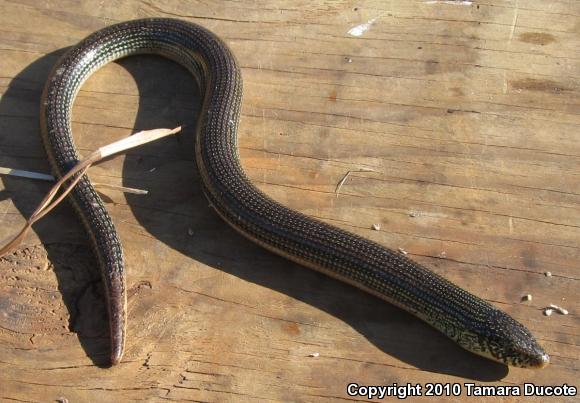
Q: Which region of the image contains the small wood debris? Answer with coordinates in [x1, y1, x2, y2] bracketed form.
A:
[0, 167, 150, 196]
[372, 223, 381, 231]
[521, 294, 532, 302]
[149, 167, 157, 172]
[308, 352, 320, 358]
[398, 247, 408, 255]
[439, 251, 447, 258]
[0, 167, 54, 181]
[544, 271, 552, 277]
[347, 19, 376, 37]
[93, 182, 148, 195]
[543, 308, 554, 316]
[409, 211, 417, 217]
[548, 304, 568, 315]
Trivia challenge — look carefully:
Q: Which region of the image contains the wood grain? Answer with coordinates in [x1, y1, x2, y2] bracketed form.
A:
[0, 0, 578, 401]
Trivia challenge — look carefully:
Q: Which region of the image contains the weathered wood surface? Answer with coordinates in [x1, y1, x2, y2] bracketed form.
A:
[1, 0, 579, 401]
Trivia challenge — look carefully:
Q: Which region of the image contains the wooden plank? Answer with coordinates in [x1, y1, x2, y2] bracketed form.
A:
[0, 0, 578, 401]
